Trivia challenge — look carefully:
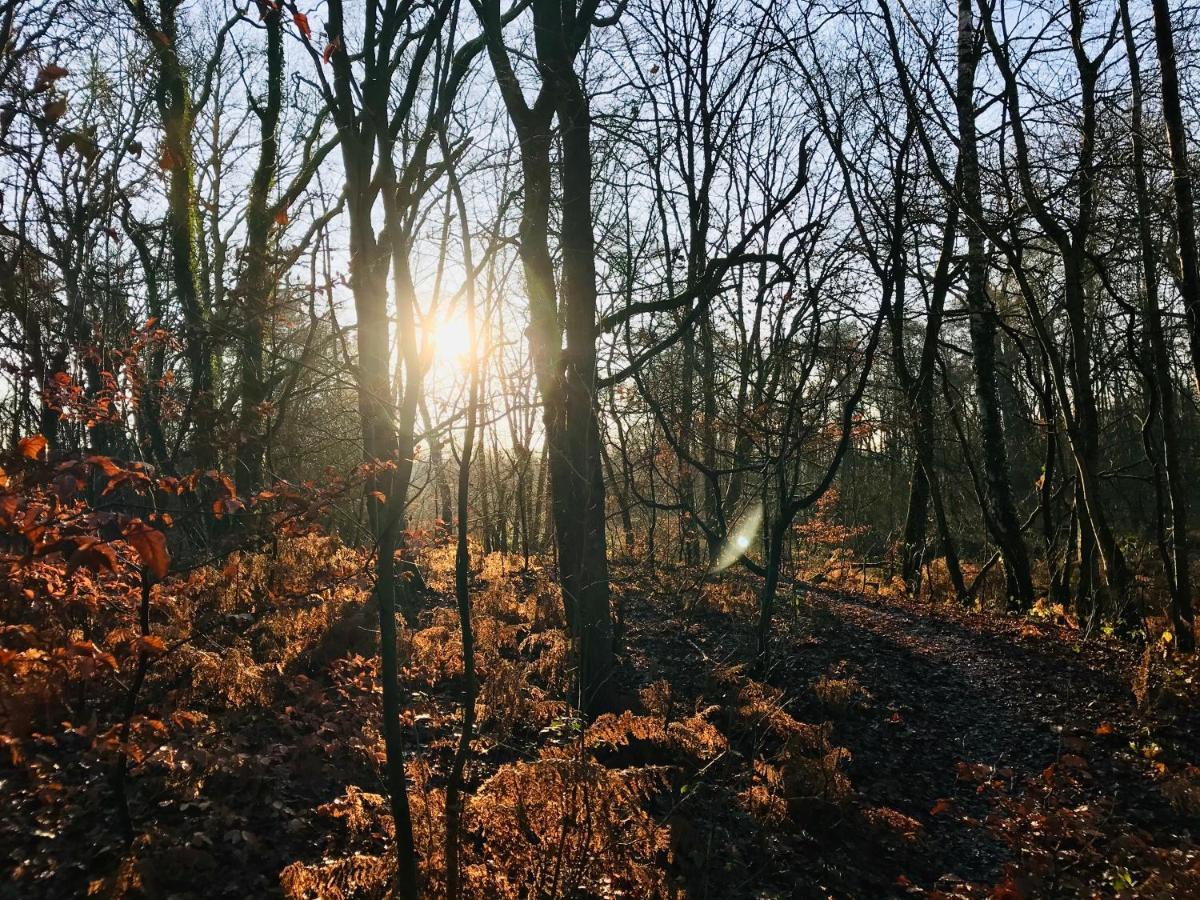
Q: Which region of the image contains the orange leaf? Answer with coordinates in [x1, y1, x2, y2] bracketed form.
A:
[124, 520, 170, 581]
[0, 495, 19, 527]
[17, 434, 47, 460]
[929, 798, 953, 816]
[293, 11, 311, 40]
[137, 635, 166, 656]
[170, 710, 204, 729]
[274, 207, 289, 226]
[86, 455, 121, 477]
[212, 496, 246, 520]
[1095, 721, 1115, 736]
[323, 36, 342, 64]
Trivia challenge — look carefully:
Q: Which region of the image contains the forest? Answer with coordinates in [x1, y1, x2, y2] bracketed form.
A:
[1, 0, 1199, 896]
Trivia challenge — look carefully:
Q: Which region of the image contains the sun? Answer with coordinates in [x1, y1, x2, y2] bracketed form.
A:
[425, 311, 476, 372]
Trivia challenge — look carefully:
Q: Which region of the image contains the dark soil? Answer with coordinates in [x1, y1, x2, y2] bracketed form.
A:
[622, 574, 1199, 897]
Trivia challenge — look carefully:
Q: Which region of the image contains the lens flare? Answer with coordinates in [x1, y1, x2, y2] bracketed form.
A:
[711, 504, 762, 572]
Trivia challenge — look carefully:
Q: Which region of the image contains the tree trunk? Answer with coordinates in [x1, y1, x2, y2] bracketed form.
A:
[1152, 0, 1200, 408]
[1127, 0, 1195, 649]
[444, 155, 479, 899]
[153, 0, 215, 471]
[234, 3, 282, 495]
[553, 60, 615, 713]
[478, 0, 615, 715]
[957, 0, 1034, 609]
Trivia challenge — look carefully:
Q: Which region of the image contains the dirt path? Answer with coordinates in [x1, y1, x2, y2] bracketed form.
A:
[766, 588, 1199, 895]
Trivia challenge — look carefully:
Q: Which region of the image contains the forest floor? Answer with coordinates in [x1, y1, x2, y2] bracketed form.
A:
[619, 572, 1199, 897]
[716, 585, 1199, 896]
[3, 542, 1199, 898]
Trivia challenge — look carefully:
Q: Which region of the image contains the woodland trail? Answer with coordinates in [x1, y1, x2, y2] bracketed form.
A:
[759, 587, 1199, 895]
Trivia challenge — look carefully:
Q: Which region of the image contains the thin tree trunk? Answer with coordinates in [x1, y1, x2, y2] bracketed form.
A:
[234, 2, 282, 495]
[143, 0, 215, 470]
[1127, 0, 1195, 649]
[957, 0, 1034, 609]
[444, 152, 479, 900]
[1152, 0, 1200, 403]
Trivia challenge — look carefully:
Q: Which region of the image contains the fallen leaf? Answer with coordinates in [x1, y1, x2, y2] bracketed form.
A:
[1060, 753, 1088, 770]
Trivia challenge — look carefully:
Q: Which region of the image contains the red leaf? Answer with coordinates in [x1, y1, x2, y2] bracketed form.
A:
[124, 520, 170, 581]
[42, 97, 66, 122]
[991, 876, 1028, 900]
[68, 538, 118, 574]
[293, 11, 311, 40]
[274, 207, 289, 226]
[72, 641, 118, 670]
[323, 36, 342, 64]
[53, 472, 83, 499]
[212, 496, 246, 520]
[17, 434, 47, 461]
[34, 63, 69, 92]
[211, 471, 237, 498]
